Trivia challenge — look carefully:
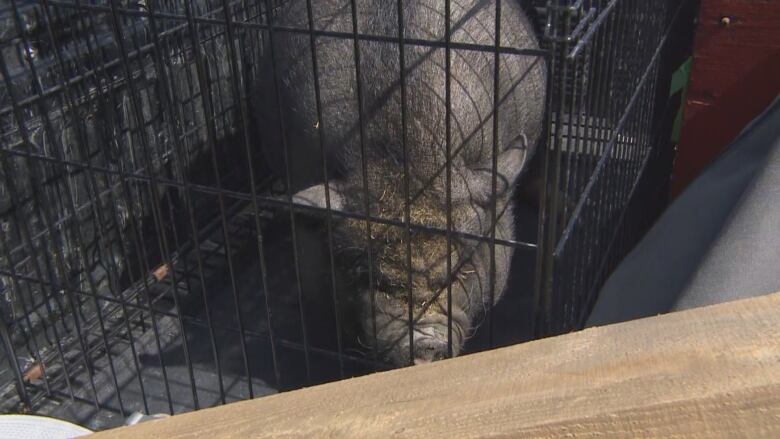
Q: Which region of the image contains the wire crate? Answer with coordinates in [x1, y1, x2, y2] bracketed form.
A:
[0, 0, 696, 431]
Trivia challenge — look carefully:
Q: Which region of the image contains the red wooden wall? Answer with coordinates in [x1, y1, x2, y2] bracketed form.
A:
[672, 0, 780, 197]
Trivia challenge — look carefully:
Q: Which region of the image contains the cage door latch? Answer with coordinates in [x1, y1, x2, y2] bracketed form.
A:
[541, 0, 598, 52]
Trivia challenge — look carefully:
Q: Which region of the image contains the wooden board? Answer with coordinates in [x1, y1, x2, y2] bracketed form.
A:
[672, 0, 780, 196]
[91, 292, 780, 438]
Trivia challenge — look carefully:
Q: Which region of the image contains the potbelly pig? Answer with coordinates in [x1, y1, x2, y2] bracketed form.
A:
[254, 0, 546, 366]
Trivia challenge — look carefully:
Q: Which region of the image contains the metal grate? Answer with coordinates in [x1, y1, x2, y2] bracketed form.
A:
[533, 0, 693, 334]
[1, 0, 696, 431]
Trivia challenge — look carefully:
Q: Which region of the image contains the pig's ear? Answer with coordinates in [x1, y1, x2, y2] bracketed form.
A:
[291, 182, 346, 212]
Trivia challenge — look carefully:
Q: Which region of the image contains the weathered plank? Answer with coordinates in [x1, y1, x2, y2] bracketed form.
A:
[91, 292, 780, 438]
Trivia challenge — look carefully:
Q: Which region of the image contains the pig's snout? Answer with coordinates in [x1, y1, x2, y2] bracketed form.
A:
[366, 290, 473, 365]
[409, 325, 460, 365]
[412, 337, 448, 364]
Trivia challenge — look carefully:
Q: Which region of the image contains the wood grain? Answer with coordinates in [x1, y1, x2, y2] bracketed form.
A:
[91, 292, 780, 438]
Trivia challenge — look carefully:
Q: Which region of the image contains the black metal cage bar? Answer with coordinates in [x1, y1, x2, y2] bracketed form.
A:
[0, 0, 695, 430]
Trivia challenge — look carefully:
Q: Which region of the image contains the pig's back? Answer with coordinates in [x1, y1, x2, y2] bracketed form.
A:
[256, 0, 546, 192]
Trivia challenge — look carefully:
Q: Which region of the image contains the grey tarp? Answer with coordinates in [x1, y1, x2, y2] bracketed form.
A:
[587, 95, 780, 326]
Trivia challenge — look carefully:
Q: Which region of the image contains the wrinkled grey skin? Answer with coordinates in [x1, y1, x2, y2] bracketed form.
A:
[255, 0, 546, 366]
